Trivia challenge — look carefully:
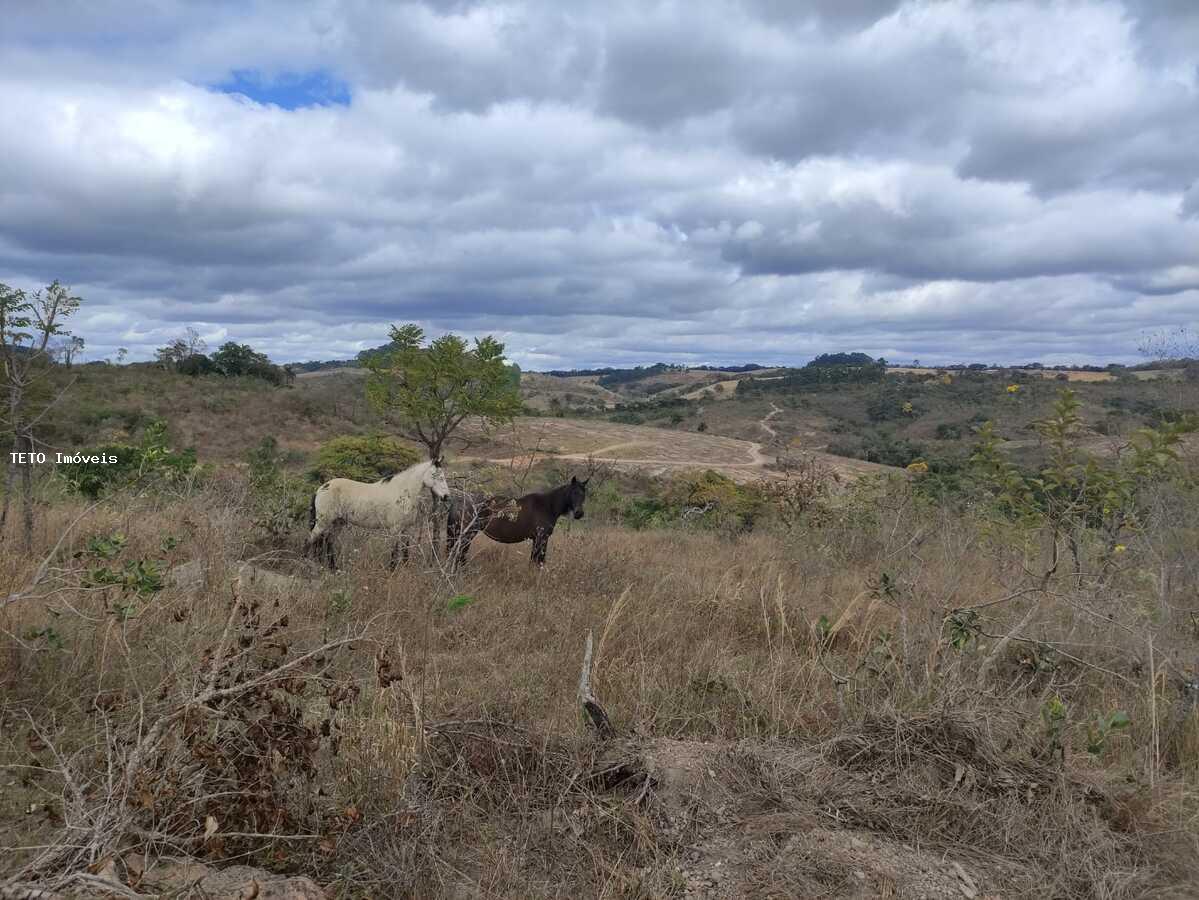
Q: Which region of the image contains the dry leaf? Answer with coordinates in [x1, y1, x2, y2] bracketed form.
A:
[204, 814, 219, 839]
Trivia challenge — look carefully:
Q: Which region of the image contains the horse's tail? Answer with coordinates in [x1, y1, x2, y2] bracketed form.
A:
[308, 490, 318, 532]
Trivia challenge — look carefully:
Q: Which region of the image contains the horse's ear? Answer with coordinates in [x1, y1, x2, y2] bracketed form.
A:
[571, 475, 579, 485]
[582, 477, 590, 486]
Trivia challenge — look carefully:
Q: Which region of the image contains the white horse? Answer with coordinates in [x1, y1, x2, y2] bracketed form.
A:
[307, 459, 450, 570]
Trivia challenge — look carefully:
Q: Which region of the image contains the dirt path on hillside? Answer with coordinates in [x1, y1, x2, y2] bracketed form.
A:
[759, 403, 782, 440]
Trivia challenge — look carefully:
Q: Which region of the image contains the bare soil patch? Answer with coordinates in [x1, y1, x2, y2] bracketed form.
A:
[459, 417, 896, 482]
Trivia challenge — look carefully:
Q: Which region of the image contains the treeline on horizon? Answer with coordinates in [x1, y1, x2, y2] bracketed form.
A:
[285, 349, 1197, 378]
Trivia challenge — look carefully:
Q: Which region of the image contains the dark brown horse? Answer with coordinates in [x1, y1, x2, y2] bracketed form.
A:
[446, 476, 589, 569]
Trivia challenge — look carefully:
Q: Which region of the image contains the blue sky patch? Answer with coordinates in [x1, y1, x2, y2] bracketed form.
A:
[211, 68, 351, 110]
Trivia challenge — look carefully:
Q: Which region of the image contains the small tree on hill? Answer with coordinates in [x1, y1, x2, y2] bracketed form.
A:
[1, 280, 83, 548]
[363, 324, 522, 461]
[210, 341, 285, 384]
[155, 327, 206, 370]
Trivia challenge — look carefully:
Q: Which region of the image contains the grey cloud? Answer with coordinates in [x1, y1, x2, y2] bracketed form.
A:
[1, 0, 1197, 369]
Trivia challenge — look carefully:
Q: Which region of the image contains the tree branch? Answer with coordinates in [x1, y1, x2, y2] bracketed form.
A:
[577, 630, 614, 739]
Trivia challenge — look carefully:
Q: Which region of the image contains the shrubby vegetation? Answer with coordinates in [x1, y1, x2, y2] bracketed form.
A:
[311, 434, 421, 483]
[57, 420, 199, 499]
[738, 361, 886, 395]
[244, 436, 312, 536]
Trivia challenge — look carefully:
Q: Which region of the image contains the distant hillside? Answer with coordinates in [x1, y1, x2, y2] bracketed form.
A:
[540, 363, 768, 377]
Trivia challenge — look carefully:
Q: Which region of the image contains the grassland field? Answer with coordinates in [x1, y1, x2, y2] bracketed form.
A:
[1, 360, 1198, 899]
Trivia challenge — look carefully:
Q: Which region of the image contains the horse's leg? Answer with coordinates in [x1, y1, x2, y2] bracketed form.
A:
[325, 520, 344, 571]
[308, 520, 335, 571]
[456, 524, 480, 570]
[320, 533, 336, 571]
[531, 527, 551, 568]
[388, 537, 402, 571]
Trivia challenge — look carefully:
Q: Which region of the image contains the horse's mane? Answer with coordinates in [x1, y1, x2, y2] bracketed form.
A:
[376, 459, 432, 484]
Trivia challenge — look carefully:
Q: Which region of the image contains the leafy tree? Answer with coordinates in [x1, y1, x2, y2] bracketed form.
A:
[214, 340, 273, 376]
[970, 389, 1197, 578]
[363, 324, 522, 461]
[1, 280, 83, 548]
[177, 353, 216, 376]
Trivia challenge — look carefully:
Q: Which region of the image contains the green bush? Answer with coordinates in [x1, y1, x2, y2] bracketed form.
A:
[58, 420, 198, 499]
[312, 434, 421, 483]
[934, 423, 960, 440]
[857, 429, 926, 467]
[622, 496, 672, 530]
[246, 437, 313, 535]
[609, 411, 645, 425]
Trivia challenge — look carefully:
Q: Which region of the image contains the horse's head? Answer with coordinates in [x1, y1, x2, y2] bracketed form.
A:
[568, 475, 589, 519]
[426, 459, 450, 502]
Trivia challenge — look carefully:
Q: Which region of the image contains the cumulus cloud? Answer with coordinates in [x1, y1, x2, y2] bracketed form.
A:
[0, 0, 1196, 368]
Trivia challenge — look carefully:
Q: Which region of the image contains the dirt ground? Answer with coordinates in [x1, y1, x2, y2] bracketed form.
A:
[458, 416, 897, 482]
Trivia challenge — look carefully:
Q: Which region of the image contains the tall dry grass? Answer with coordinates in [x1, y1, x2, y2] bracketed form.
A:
[1, 469, 1198, 897]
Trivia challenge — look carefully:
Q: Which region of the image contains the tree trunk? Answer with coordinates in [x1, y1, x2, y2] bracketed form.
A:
[19, 433, 33, 552]
[0, 458, 13, 543]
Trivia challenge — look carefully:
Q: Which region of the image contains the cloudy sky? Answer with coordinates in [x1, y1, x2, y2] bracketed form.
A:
[2, 1, 1197, 369]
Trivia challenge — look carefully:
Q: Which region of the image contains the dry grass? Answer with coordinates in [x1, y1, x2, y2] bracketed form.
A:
[2, 468, 1198, 897]
[42, 365, 384, 464]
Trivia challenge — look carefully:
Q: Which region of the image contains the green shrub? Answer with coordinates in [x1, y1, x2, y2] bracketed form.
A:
[246, 437, 313, 535]
[311, 434, 421, 483]
[609, 411, 645, 425]
[860, 429, 925, 467]
[622, 497, 672, 530]
[58, 420, 198, 499]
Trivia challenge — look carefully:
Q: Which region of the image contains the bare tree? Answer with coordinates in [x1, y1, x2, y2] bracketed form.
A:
[49, 335, 85, 367]
[0, 281, 83, 549]
[1138, 325, 1199, 404]
[155, 326, 207, 370]
[1138, 325, 1198, 365]
[183, 326, 206, 357]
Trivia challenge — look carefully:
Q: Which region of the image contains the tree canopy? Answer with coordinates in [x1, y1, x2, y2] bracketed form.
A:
[363, 324, 522, 461]
[806, 352, 877, 367]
